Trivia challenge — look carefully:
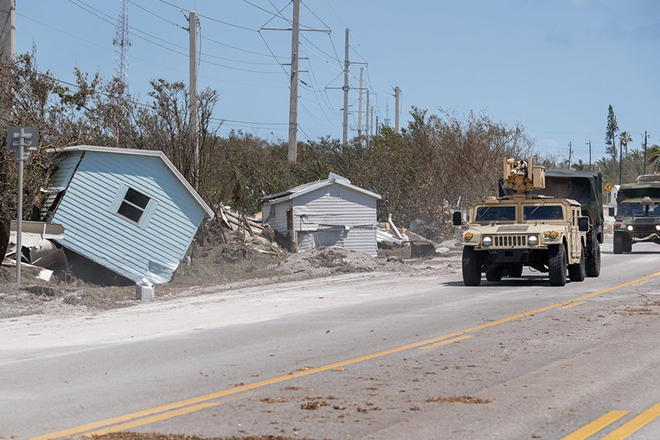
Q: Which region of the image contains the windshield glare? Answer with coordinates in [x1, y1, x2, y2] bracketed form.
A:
[475, 206, 515, 222]
[524, 205, 563, 221]
[618, 203, 660, 217]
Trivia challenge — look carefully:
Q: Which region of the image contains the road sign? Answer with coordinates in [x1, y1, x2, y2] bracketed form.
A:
[6, 126, 39, 288]
[6, 126, 39, 153]
[604, 183, 613, 192]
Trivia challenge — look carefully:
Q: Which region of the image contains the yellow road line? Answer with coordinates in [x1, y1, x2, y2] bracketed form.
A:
[560, 301, 586, 309]
[419, 334, 474, 350]
[562, 411, 629, 440]
[601, 402, 660, 439]
[82, 402, 222, 437]
[33, 270, 660, 440]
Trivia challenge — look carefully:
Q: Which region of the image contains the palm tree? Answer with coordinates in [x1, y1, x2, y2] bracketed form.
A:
[647, 145, 660, 173]
[618, 131, 633, 184]
[619, 131, 632, 155]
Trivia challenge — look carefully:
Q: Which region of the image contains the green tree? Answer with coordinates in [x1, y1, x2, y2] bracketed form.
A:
[605, 105, 618, 159]
[646, 145, 660, 172]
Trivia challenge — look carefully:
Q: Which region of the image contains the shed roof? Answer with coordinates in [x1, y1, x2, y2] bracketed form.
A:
[259, 173, 382, 204]
[61, 145, 214, 219]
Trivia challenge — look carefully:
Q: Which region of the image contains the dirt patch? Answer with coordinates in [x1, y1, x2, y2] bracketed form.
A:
[619, 308, 659, 316]
[270, 246, 413, 276]
[425, 396, 492, 404]
[90, 434, 300, 440]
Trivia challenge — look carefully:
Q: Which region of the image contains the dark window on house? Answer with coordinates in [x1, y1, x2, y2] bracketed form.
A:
[118, 188, 150, 223]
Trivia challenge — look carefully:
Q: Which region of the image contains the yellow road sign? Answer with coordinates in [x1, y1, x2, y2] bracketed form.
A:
[604, 183, 613, 191]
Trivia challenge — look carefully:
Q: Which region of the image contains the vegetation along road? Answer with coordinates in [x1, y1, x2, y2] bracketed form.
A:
[3, 242, 660, 439]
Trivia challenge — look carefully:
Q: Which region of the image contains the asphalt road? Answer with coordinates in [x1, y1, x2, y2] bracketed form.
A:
[3, 241, 660, 440]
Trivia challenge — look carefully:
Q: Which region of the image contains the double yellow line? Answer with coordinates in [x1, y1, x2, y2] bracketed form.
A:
[563, 402, 660, 439]
[33, 271, 660, 439]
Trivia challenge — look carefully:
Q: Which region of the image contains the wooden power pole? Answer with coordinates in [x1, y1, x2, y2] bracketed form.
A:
[189, 11, 199, 188]
[287, 0, 300, 162]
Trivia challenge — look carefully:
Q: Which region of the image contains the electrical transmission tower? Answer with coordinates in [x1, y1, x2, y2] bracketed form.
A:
[113, 0, 131, 90]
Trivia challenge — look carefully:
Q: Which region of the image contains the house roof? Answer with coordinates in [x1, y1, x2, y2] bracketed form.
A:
[259, 173, 382, 204]
[61, 145, 214, 219]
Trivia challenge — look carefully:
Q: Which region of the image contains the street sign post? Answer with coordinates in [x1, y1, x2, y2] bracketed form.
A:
[6, 126, 39, 288]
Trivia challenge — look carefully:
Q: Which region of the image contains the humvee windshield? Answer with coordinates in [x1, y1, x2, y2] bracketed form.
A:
[523, 205, 564, 221]
[618, 203, 660, 217]
[475, 206, 515, 222]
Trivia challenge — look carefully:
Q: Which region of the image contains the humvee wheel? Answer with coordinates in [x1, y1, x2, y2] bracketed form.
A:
[548, 244, 567, 286]
[486, 267, 503, 282]
[586, 243, 601, 277]
[623, 237, 632, 253]
[508, 264, 523, 278]
[613, 232, 624, 254]
[462, 246, 482, 286]
[568, 245, 586, 282]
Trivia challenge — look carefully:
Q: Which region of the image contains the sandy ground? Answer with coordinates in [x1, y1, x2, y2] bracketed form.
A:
[0, 244, 461, 360]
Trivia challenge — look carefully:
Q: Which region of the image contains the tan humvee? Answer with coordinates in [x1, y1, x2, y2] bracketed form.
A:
[453, 158, 591, 286]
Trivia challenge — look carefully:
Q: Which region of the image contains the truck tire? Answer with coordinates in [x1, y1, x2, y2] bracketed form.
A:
[508, 264, 523, 277]
[462, 246, 482, 286]
[624, 237, 632, 253]
[568, 245, 586, 282]
[548, 244, 567, 286]
[613, 232, 624, 254]
[586, 242, 601, 277]
[486, 267, 503, 281]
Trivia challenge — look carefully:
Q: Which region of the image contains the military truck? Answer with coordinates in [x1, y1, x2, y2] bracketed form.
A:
[613, 174, 660, 254]
[452, 158, 603, 286]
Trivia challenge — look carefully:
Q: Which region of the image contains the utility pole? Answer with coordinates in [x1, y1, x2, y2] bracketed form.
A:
[619, 138, 623, 185]
[394, 86, 401, 133]
[568, 141, 572, 169]
[357, 67, 363, 139]
[376, 115, 379, 136]
[587, 140, 591, 170]
[189, 11, 199, 189]
[365, 90, 370, 145]
[370, 106, 374, 137]
[342, 28, 350, 145]
[385, 97, 390, 127]
[644, 131, 648, 175]
[0, 0, 15, 62]
[287, 0, 300, 162]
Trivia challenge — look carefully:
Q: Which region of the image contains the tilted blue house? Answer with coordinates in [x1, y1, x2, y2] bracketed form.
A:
[42, 146, 214, 285]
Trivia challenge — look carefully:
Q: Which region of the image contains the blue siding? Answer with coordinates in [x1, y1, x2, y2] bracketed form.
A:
[41, 153, 83, 219]
[52, 151, 206, 284]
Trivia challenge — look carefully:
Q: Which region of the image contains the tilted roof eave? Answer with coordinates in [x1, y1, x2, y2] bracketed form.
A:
[263, 178, 381, 205]
[60, 145, 214, 219]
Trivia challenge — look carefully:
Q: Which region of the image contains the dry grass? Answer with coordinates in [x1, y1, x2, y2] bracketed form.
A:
[620, 308, 659, 316]
[90, 435, 299, 440]
[425, 396, 492, 404]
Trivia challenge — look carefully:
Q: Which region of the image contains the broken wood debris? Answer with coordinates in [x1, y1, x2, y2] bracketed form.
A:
[218, 206, 286, 255]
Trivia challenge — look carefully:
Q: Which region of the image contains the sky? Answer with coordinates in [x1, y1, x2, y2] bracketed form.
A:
[13, 0, 660, 164]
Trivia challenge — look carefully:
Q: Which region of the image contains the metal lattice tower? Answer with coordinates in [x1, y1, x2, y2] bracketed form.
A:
[113, 0, 131, 90]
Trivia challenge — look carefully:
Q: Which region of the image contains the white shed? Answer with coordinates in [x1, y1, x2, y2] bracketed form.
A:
[260, 173, 381, 256]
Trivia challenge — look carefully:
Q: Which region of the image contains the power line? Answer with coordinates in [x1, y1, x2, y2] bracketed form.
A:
[128, 0, 186, 30]
[19, 14, 288, 90]
[71, 0, 284, 74]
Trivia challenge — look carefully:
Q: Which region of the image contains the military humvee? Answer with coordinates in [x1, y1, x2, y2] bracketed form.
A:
[453, 158, 601, 286]
[614, 174, 660, 254]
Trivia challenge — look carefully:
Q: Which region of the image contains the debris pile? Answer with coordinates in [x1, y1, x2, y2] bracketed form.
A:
[269, 246, 412, 276]
[218, 206, 285, 256]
